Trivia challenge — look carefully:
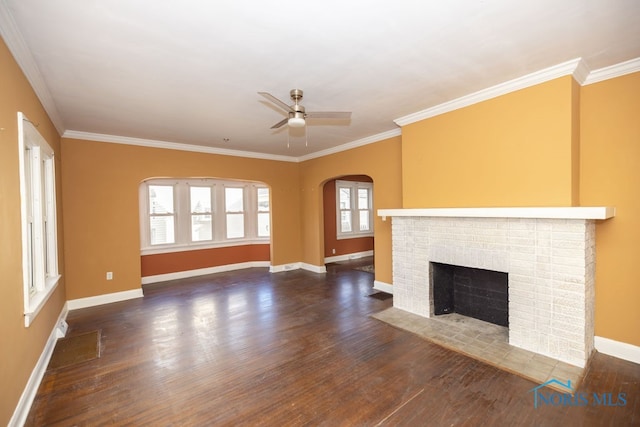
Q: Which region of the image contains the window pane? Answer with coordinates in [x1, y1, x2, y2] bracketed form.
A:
[358, 188, 369, 209]
[226, 213, 245, 238]
[339, 187, 351, 209]
[340, 211, 352, 233]
[191, 214, 212, 241]
[257, 188, 269, 211]
[359, 210, 370, 231]
[149, 185, 174, 214]
[190, 186, 211, 213]
[225, 187, 244, 212]
[257, 212, 270, 237]
[150, 216, 175, 244]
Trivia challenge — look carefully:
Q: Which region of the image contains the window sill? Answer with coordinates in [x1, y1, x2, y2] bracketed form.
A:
[24, 274, 61, 327]
[141, 239, 270, 256]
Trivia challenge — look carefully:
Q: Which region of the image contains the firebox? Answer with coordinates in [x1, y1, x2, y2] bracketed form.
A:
[430, 262, 508, 327]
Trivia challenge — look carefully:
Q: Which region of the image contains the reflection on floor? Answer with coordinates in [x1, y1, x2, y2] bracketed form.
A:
[372, 307, 585, 392]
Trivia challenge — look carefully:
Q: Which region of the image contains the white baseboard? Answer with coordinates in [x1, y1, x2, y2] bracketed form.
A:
[270, 262, 301, 273]
[269, 262, 327, 274]
[324, 250, 374, 264]
[67, 289, 144, 310]
[141, 261, 270, 284]
[595, 336, 640, 365]
[373, 280, 393, 294]
[9, 303, 68, 427]
[301, 263, 327, 273]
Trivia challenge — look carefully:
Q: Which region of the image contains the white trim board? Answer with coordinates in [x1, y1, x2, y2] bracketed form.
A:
[378, 206, 615, 220]
[269, 262, 327, 274]
[584, 57, 640, 86]
[67, 289, 144, 310]
[141, 261, 270, 284]
[324, 250, 374, 264]
[595, 336, 640, 365]
[373, 280, 393, 295]
[9, 303, 68, 427]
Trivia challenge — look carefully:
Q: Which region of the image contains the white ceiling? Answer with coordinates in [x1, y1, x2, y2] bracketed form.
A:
[2, 1, 639, 160]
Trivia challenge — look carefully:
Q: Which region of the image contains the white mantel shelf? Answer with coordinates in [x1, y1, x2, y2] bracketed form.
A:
[378, 207, 615, 220]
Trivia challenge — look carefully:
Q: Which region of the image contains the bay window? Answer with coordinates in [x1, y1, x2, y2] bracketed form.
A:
[140, 179, 269, 253]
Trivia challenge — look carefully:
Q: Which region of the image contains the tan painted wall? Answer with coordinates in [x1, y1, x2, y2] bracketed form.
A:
[402, 76, 578, 208]
[61, 139, 301, 300]
[0, 39, 66, 424]
[299, 136, 403, 285]
[580, 72, 640, 346]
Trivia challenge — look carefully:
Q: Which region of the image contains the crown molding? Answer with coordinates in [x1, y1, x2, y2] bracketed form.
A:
[0, 1, 65, 135]
[63, 128, 403, 163]
[394, 58, 586, 127]
[584, 57, 640, 85]
[297, 128, 402, 162]
[572, 58, 592, 85]
[61, 130, 300, 162]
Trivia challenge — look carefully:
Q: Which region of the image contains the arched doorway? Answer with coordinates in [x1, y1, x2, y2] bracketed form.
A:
[322, 175, 374, 265]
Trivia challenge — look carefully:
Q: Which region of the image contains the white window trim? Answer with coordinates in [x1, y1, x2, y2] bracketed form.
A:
[335, 180, 374, 240]
[18, 112, 61, 327]
[140, 179, 270, 255]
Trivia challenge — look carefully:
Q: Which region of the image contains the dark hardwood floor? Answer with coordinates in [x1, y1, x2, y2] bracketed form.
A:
[27, 259, 640, 426]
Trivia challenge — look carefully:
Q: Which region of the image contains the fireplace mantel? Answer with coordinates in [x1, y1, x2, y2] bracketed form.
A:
[378, 206, 615, 220]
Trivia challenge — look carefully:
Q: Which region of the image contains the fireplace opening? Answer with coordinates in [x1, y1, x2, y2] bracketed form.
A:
[430, 262, 508, 327]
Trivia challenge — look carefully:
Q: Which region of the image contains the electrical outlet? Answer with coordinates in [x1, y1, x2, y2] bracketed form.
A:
[332, 249, 336, 254]
[106, 271, 113, 280]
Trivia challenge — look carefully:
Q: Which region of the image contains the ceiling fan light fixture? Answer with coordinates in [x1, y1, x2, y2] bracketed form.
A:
[288, 111, 306, 127]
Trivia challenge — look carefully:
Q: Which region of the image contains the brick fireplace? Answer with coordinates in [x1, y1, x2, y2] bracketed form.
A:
[378, 207, 614, 368]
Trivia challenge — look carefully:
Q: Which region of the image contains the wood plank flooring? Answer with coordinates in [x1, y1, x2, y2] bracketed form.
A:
[27, 259, 640, 426]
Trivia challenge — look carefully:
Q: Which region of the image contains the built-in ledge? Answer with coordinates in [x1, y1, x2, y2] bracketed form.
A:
[378, 206, 615, 220]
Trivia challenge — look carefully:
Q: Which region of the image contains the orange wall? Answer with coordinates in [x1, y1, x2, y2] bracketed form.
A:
[400, 73, 639, 347]
[299, 136, 403, 284]
[61, 139, 301, 300]
[0, 38, 67, 424]
[323, 176, 374, 258]
[141, 244, 270, 276]
[402, 76, 578, 208]
[580, 72, 640, 346]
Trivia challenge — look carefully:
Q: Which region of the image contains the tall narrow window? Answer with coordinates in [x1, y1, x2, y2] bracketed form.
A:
[358, 188, 370, 232]
[149, 185, 175, 245]
[338, 186, 352, 233]
[256, 187, 270, 237]
[336, 180, 373, 239]
[225, 187, 245, 239]
[190, 186, 213, 242]
[18, 113, 60, 327]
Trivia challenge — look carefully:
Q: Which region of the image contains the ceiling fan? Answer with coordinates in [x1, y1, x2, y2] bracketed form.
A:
[258, 89, 351, 129]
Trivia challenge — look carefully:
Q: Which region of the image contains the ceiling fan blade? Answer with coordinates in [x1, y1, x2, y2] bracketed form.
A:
[258, 92, 293, 113]
[270, 117, 289, 129]
[305, 111, 352, 119]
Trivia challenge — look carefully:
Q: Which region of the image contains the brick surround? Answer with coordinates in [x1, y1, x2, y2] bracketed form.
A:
[390, 216, 596, 367]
